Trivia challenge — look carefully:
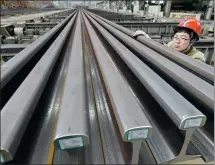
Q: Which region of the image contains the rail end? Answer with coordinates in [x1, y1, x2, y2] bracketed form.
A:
[54, 135, 89, 150]
[180, 115, 207, 130]
[124, 126, 152, 142]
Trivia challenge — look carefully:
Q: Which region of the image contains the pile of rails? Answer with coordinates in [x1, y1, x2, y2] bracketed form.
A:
[0, 8, 58, 17]
[89, 8, 214, 65]
[0, 0, 55, 10]
[1, 9, 214, 164]
[0, 10, 73, 63]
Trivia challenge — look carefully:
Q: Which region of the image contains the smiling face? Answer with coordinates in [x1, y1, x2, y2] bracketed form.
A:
[172, 31, 191, 52]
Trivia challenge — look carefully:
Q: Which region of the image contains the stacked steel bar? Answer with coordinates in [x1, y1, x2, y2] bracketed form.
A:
[84, 9, 214, 164]
[0, 10, 76, 163]
[0, 9, 214, 164]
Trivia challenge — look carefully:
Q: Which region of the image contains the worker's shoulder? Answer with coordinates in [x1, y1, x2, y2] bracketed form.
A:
[166, 41, 174, 48]
[188, 47, 205, 62]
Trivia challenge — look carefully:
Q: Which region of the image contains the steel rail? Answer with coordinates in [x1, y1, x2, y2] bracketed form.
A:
[82, 15, 128, 164]
[11, 14, 81, 163]
[89, 11, 214, 84]
[6, 21, 74, 163]
[86, 10, 213, 162]
[0, 13, 77, 164]
[84, 11, 205, 164]
[87, 8, 146, 18]
[155, 38, 214, 47]
[191, 128, 214, 162]
[1, 10, 76, 88]
[0, 44, 27, 53]
[116, 22, 176, 35]
[81, 15, 105, 163]
[25, 22, 57, 28]
[116, 22, 178, 25]
[83, 13, 152, 164]
[109, 18, 154, 22]
[86, 11, 214, 113]
[54, 13, 89, 150]
[84, 11, 208, 127]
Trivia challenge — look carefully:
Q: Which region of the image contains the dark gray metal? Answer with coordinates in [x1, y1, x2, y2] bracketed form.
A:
[83, 14, 127, 164]
[54, 13, 89, 150]
[53, 149, 82, 164]
[89, 11, 214, 84]
[85, 11, 201, 164]
[84, 11, 213, 163]
[108, 17, 154, 23]
[0, 44, 27, 53]
[83, 13, 152, 164]
[191, 128, 214, 162]
[0, 13, 77, 164]
[24, 16, 77, 164]
[85, 12, 208, 130]
[84, 13, 152, 142]
[84, 12, 208, 164]
[25, 22, 57, 28]
[87, 11, 214, 113]
[1, 11, 76, 89]
[116, 22, 177, 35]
[88, 8, 146, 19]
[82, 15, 105, 163]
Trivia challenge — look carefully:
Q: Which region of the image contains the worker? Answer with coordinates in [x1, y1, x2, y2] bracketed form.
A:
[133, 18, 205, 62]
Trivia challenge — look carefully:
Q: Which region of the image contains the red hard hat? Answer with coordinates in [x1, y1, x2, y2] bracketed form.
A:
[177, 18, 202, 40]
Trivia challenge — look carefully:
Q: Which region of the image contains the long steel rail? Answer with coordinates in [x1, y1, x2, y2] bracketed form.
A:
[1, 10, 75, 88]
[1, 12, 77, 164]
[88, 11, 214, 84]
[84, 11, 209, 164]
[1, 9, 214, 164]
[54, 12, 89, 151]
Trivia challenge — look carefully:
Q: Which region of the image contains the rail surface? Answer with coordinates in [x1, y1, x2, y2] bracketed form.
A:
[0, 9, 214, 164]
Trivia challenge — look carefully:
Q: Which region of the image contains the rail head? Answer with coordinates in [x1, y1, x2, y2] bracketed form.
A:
[54, 135, 89, 150]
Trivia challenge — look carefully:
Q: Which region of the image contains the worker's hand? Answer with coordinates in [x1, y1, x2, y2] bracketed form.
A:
[132, 30, 150, 39]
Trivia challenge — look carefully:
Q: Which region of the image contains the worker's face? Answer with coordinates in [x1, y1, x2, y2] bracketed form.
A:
[172, 32, 191, 52]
